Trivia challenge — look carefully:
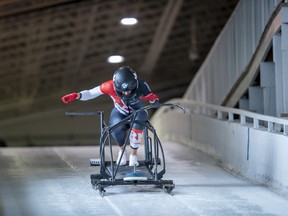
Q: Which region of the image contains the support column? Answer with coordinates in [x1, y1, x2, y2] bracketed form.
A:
[272, 33, 283, 116]
[260, 62, 276, 116]
[282, 22, 288, 114]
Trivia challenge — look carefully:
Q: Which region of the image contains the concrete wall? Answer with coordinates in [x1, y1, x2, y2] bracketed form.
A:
[152, 104, 288, 193]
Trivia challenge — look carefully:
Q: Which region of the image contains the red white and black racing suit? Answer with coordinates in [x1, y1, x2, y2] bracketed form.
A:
[79, 79, 159, 149]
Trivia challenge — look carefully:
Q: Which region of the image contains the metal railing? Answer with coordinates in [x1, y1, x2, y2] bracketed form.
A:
[154, 98, 288, 136]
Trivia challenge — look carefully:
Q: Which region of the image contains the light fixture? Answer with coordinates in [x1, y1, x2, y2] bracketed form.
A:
[120, 17, 138, 25]
[107, 55, 125, 63]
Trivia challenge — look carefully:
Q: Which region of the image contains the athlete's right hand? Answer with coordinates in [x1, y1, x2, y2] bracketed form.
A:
[61, 93, 78, 104]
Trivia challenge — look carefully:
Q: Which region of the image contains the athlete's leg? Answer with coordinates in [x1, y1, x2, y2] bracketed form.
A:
[110, 108, 128, 165]
[129, 110, 148, 166]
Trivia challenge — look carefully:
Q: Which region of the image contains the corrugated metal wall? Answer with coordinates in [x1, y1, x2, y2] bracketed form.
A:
[184, 0, 283, 105]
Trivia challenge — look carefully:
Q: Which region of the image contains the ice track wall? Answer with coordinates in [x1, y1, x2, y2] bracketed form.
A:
[151, 99, 288, 193]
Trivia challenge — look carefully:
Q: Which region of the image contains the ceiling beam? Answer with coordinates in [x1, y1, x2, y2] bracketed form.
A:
[140, 0, 183, 75]
[0, 0, 77, 18]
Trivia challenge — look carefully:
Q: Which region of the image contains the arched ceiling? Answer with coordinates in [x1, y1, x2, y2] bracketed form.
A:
[0, 0, 239, 120]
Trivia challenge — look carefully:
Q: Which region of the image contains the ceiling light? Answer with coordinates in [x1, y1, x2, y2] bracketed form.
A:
[107, 55, 125, 63]
[120, 17, 138, 25]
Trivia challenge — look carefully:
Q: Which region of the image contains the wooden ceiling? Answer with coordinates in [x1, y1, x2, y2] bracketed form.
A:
[0, 0, 238, 120]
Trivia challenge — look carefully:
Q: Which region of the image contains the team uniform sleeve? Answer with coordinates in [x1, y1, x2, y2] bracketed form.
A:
[99, 80, 115, 95]
[78, 80, 114, 101]
[79, 86, 103, 101]
[139, 80, 159, 102]
[140, 80, 153, 95]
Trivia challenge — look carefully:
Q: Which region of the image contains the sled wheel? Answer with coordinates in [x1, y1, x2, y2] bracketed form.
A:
[99, 188, 106, 197]
[98, 186, 106, 197]
[163, 184, 175, 195]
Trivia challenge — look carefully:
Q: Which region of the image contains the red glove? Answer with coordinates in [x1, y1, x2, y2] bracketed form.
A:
[62, 93, 78, 104]
[140, 93, 159, 103]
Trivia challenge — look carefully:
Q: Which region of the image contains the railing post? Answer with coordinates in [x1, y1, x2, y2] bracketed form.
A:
[253, 119, 259, 129]
[268, 122, 274, 132]
[240, 114, 246, 125]
[217, 110, 223, 120]
[228, 112, 234, 121]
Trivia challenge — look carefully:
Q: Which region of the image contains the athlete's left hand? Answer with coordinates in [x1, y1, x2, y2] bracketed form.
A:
[140, 93, 159, 101]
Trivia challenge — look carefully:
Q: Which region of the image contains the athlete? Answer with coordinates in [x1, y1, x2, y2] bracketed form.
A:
[61, 66, 159, 166]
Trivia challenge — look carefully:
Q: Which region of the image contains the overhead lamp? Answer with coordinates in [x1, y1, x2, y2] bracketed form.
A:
[120, 17, 138, 25]
[107, 55, 125, 63]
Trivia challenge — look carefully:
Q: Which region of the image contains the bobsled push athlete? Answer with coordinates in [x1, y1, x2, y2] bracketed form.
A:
[61, 66, 159, 167]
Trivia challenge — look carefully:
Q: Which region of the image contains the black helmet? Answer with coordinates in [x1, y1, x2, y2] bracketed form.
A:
[113, 66, 138, 98]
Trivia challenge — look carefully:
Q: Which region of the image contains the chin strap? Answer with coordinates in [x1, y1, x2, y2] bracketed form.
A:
[129, 128, 143, 149]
